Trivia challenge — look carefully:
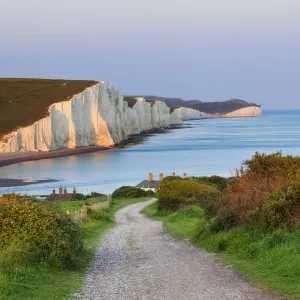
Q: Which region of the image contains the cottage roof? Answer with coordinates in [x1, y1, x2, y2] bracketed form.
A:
[136, 180, 161, 189]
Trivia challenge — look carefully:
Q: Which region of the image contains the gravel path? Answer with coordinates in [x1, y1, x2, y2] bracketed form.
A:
[76, 199, 280, 300]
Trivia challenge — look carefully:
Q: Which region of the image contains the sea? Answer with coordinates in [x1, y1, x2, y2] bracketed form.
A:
[0, 110, 299, 196]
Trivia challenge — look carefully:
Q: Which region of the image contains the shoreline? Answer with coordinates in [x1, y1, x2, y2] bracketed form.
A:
[0, 124, 190, 169]
[0, 114, 261, 172]
[0, 145, 111, 168]
[0, 178, 58, 188]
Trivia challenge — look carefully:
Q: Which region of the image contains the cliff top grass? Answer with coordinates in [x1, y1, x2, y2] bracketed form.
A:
[0, 78, 98, 139]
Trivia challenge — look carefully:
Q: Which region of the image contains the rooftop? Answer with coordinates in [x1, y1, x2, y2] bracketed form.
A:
[136, 180, 161, 189]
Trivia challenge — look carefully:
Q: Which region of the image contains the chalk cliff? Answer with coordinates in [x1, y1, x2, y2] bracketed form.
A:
[169, 107, 210, 124]
[0, 82, 207, 153]
[214, 106, 262, 118]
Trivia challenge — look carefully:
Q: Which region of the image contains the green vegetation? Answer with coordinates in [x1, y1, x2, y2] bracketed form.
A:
[157, 175, 218, 210]
[143, 152, 300, 298]
[0, 78, 97, 138]
[143, 203, 300, 298]
[0, 194, 150, 300]
[190, 175, 229, 191]
[57, 198, 106, 213]
[112, 186, 155, 199]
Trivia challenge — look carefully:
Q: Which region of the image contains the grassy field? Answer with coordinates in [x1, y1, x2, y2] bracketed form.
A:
[0, 197, 150, 300]
[143, 202, 300, 299]
[56, 199, 106, 213]
[0, 78, 97, 138]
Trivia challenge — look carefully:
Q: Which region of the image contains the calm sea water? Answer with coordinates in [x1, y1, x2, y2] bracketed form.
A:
[0, 110, 299, 196]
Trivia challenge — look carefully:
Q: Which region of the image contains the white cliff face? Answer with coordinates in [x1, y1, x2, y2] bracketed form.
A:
[0, 82, 261, 153]
[0, 83, 205, 153]
[150, 101, 171, 128]
[180, 107, 210, 120]
[131, 98, 153, 133]
[169, 107, 210, 124]
[170, 108, 183, 125]
[219, 106, 262, 118]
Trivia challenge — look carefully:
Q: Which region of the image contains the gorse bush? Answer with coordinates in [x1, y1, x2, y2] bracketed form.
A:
[112, 186, 155, 198]
[157, 177, 216, 210]
[0, 193, 84, 269]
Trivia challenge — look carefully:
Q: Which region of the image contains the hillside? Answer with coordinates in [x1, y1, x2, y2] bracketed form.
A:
[189, 99, 261, 114]
[126, 95, 260, 114]
[0, 78, 98, 139]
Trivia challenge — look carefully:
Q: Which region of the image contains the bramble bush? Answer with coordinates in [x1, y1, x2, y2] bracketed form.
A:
[0, 193, 84, 269]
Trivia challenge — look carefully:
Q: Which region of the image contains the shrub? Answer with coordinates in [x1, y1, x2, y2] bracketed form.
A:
[0, 193, 84, 269]
[249, 190, 292, 229]
[75, 193, 86, 200]
[247, 181, 300, 230]
[191, 175, 229, 191]
[157, 177, 216, 210]
[90, 192, 106, 198]
[214, 153, 300, 231]
[112, 186, 155, 198]
[243, 151, 300, 179]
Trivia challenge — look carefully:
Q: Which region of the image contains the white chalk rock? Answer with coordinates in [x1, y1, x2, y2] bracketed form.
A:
[220, 106, 262, 118]
[0, 81, 260, 153]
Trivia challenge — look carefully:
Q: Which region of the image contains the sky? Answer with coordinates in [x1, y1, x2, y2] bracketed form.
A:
[1, 0, 300, 109]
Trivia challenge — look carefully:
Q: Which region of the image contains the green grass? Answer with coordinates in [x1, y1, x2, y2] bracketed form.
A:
[109, 197, 152, 214]
[53, 199, 106, 213]
[0, 197, 151, 300]
[143, 202, 300, 299]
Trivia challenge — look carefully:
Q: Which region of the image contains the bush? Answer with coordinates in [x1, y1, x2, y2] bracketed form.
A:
[214, 153, 300, 231]
[191, 175, 229, 191]
[0, 194, 84, 269]
[157, 177, 216, 210]
[112, 186, 155, 198]
[75, 193, 86, 200]
[248, 182, 300, 230]
[249, 190, 291, 229]
[243, 151, 300, 179]
[90, 192, 106, 198]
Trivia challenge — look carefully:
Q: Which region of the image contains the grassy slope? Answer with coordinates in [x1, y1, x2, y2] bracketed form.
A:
[142, 203, 300, 299]
[57, 199, 106, 212]
[0, 78, 97, 139]
[0, 197, 150, 300]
